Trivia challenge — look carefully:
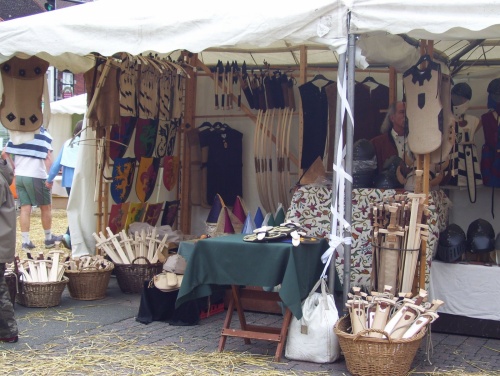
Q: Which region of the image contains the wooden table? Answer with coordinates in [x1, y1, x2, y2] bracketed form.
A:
[176, 234, 328, 361]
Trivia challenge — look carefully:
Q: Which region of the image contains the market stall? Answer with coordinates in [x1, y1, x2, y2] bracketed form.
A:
[3, 1, 500, 349]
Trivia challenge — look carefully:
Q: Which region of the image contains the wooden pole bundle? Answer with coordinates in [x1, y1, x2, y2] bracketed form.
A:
[370, 192, 428, 295]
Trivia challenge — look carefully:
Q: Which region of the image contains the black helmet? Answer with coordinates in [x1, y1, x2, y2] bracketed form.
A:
[382, 155, 403, 174]
[451, 83, 472, 100]
[487, 78, 500, 95]
[437, 224, 466, 262]
[466, 219, 495, 253]
[353, 139, 375, 161]
[373, 170, 402, 189]
[353, 170, 376, 188]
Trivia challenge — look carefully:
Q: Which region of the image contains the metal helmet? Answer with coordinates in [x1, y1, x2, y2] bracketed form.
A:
[487, 78, 500, 95]
[353, 139, 375, 161]
[451, 83, 472, 100]
[437, 223, 466, 262]
[466, 218, 495, 253]
[382, 155, 403, 174]
[373, 170, 401, 189]
[495, 233, 500, 251]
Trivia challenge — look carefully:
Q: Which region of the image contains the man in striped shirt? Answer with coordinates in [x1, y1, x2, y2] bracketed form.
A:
[2, 127, 62, 250]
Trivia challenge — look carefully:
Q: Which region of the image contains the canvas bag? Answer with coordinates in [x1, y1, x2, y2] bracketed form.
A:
[285, 276, 341, 363]
[150, 271, 183, 292]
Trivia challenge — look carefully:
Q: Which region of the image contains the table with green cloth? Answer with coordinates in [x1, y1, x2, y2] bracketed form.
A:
[175, 234, 329, 320]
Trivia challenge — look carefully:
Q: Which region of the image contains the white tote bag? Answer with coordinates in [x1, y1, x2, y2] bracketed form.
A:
[285, 277, 341, 363]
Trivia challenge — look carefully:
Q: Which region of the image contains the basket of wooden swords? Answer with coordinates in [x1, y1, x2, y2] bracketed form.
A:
[93, 227, 168, 294]
[16, 277, 69, 308]
[15, 251, 69, 308]
[64, 256, 114, 300]
[114, 256, 163, 294]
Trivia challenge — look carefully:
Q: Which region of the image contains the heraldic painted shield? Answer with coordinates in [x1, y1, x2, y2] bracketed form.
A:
[163, 155, 179, 191]
[109, 116, 137, 161]
[136, 157, 160, 203]
[134, 118, 158, 158]
[110, 157, 136, 204]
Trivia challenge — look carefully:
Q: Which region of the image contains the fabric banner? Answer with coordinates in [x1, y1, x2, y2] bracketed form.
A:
[110, 157, 136, 204]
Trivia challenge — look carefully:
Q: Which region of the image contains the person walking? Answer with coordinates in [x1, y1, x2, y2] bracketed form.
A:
[0, 152, 18, 343]
[46, 120, 82, 250]
[2, 126, 62, 250]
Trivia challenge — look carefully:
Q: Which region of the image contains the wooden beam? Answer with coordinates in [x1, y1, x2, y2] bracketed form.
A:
[180, 53, 198, 234]
[389, 66, 397, 104]
[298, 45, 307, 176]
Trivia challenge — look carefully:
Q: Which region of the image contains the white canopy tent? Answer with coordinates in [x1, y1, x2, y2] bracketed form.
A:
[1, 0, 500, 71]
[2, 0, 500, 286]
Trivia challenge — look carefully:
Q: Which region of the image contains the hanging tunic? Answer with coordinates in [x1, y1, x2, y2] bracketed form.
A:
[480, 109, 500, 188]
[449, 115, 482, 192]
[199, 125, 243, 206]
[84, 60, 121, 136]
[299, 81, 334, 170]
[0, 56, 49, 133]
[353, 82, 389, 143]
[403, 63, 442, 155]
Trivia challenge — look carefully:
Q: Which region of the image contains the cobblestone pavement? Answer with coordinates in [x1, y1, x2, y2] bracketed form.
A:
[2, 278, 499, 375]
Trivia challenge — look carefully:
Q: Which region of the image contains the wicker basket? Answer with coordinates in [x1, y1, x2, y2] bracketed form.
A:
[65, 265, 114, 300]
[333, 315, 426, 376]
[16, 277, 69, 308]
[114, 257, 163, 294]
[5, 272, 18, 306]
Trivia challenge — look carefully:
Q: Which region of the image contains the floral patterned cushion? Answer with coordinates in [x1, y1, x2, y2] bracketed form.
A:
[285, 184, 332, 237]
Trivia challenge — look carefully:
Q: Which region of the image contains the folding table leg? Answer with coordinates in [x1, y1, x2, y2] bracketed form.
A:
[231, 286, 251, 345]
[274, 308, 293, 362]
[218, 292, 234, 352]
[218, 286, 250, 352]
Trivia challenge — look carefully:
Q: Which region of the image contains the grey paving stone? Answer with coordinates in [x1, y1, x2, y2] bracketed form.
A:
[2, 279, 500, 375]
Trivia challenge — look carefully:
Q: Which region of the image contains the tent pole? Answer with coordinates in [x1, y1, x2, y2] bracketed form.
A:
[328, 51, 346, 294]
[342, 33, 356, 310]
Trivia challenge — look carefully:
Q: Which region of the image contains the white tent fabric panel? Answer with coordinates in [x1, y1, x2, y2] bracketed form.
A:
[67, 122, 97, 257]
[50, 94, 87, 115]
[349, 0, 500, 40]
[0, 0, 347, 72]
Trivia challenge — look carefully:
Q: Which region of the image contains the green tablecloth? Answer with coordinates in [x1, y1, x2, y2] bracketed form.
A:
[176, 234, 328, 319]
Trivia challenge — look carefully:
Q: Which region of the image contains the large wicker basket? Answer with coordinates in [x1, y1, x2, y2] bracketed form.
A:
[16, 277, 69, 308]
[114, 257, 162, 294]
[65, 265, 114, 300]
[333, 315, 426, 376]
